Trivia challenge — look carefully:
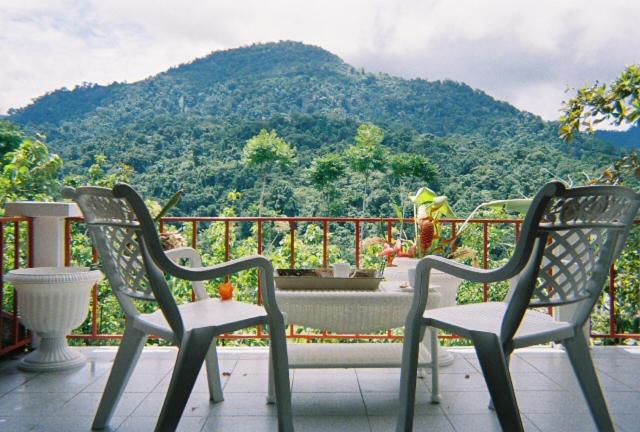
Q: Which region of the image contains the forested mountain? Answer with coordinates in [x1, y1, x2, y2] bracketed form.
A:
[9, 41, 619, 216]
[596, 125, 640, 149]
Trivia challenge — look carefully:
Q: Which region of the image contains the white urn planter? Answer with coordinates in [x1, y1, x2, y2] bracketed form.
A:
[5, 267, 103, 372]
[389, 257, 462, 366]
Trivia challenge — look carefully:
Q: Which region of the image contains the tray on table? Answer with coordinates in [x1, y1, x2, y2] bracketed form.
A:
[274, 268, 383, 291]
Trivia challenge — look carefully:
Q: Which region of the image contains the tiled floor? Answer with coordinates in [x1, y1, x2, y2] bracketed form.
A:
[0, 345, 638, 431]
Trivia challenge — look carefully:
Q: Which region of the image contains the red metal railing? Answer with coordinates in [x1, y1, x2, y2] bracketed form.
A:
[0, 216, 33, 356]
[60, 216, 640, 343]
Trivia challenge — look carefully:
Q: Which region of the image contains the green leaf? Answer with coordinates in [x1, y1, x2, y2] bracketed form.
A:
[154, 190, 182, 223]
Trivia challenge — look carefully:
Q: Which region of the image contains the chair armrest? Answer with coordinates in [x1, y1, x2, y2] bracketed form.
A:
[419, 255, 519, 285]
[156, 254, 274, 282]
[154, 253, 281, 314]
[406, 254, 527, 325]
[165, 247, 203, 268]
[164, 247, 208, 300]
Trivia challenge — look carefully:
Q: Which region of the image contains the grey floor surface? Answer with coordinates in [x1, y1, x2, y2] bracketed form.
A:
[0, 345, 638, 431]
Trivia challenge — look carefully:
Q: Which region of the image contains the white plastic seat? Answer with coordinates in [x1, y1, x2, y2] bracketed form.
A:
[397, 182, 640, 432]
[139, 299, 268, 339]
[424, 302, 574, 348]
[64, 185, 293, 432]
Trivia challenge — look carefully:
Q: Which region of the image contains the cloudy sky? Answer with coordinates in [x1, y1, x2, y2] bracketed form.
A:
[2, 0, 638, 120]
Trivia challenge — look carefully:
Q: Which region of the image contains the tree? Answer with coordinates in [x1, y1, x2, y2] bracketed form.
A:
[0, 120, 24, 159]
[560, 64, 640, 182]
[242, 129, 295, 216]
[389, 153, 437, 216]
[345, 123, 387, 216]
[308, 153, 346, 215]
[0, 136, 62, 208]
[64, 154, 134, 188]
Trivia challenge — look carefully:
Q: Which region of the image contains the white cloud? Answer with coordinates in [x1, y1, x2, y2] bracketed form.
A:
[1, 0, 638, 120]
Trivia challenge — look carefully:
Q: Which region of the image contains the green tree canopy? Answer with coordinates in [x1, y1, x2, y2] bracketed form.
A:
[560, 64, 640, 182]
[389, 153, 438, 216]
[309, 153, 345, 189]
[0, 136, 63, 207]
[560, 65, 640, 139]
[346, 123, 387, 174]
[308, 153, 346, 215]
[242, 129, 296, 216]
[0, 120, 25, 159]
[345, 123, 388, 215]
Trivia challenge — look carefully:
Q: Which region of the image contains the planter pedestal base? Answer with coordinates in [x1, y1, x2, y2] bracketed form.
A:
[19, 336, 85, 372]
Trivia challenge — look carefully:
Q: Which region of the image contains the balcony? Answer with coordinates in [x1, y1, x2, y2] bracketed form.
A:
[0, 204, 639, 431]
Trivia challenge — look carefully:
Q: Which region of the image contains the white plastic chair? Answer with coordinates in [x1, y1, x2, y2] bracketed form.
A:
[397, 182, 640, 432]
[63, 184, 293, 432]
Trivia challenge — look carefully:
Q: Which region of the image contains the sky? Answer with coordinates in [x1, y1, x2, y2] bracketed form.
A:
[1, 0, 639, 121]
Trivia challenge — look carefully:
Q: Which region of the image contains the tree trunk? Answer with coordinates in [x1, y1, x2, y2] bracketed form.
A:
[259, 171, 267, 217]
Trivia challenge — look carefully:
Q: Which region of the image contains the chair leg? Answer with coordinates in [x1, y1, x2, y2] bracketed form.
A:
[429, 327, 440, 403]
[488, 347, 512, 411]
[269, 316, 293, 432]
[267, 344, 276, 404]
[471, 331, 524, 432]
[155, 329, 215, 432]
[563, 334, 615, 432]
[268, 317, 294, 432]
[396, 321, 423, 432]
[92, 324, 147, 430]
[204, 338, 224, 402]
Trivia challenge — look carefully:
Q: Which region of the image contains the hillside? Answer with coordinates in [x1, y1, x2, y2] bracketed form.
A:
[596, 125, 640, 149]
[9, 41, 619, 216]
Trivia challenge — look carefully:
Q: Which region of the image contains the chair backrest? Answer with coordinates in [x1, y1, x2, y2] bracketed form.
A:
[501, 183, 639, 341]
[63, 186, 184, 335]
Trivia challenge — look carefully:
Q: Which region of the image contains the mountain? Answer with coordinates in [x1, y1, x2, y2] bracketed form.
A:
[9, 41, 619, 216]
[596, 125, 640, 149]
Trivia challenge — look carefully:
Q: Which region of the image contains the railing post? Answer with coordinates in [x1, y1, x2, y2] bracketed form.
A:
[5, 202, 82, 267]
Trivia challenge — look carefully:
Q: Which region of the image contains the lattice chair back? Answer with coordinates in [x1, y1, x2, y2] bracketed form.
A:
[63, 186, 182, 334]
[502, 184, 639, 340]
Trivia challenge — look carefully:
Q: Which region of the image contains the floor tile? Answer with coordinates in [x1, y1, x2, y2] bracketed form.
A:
[13, 364, 107, 393]
[116, 415, 206, 432]
[31, 415, 125, 432]
[295, 415, 370, 432]
[510, 373, 562, 391]
[232, 359, 271, 375]
[131, 392, 218, 417]
[544, 370, 634, 392]
[437, 391, 492, 414]
[362, 391, 443, 416]
[0, 416, 40, 432]
[526, 412, 599, 432]
[223, 372, 270, 393]
[61, 391, 147, 418]
[370, 414, 454, 432]
[515, 390, 589, 414]
[84, 372, 168, 393]
[356, 370, 429, 393]
[292, 392, 366, 416]
[598, 391, 640, 414]
[0, 370, 38, 395]
[448, 412, 540, 431]
[293, 370, 360, 393]
[202, 415, 278, 431]
[613, 413, 640, 432]
[425, 372, 488, 392]
[0, 391, 77, 416]
[206, 392, 277, 416]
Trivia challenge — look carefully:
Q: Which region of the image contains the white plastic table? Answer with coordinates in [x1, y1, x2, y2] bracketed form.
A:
[267, 270, 454, 401]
